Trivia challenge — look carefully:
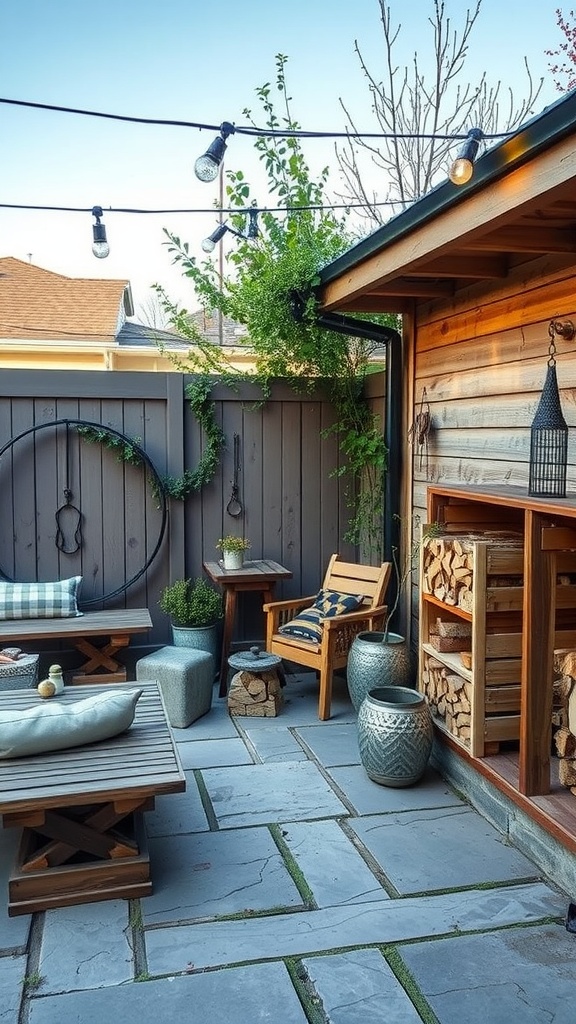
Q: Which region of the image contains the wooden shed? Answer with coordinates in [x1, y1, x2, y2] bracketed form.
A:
[318, 89, 576, 881]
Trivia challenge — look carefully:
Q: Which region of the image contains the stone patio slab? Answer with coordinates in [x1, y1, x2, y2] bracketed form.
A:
[145, 770, 210, 836]
[177, 737, 254, 769]
[171, 697, 239, 741]
[201, 761, 349, 827]
[0, 952, 26, 1024]
[294, 723, 361, 766]
[144, 881, 562, 974]
[272, 673, 356, 725]
[143, 826, 303, 925]
[398, 923, 576, 1024]
[302, 948, 422, 1023]
[327, 765, 464, 815]
[281, 819, 389, 907]
[28, 961, 309, 1024]
[39, 901, 133, 993]
[349, 807, 539, 893]
[239, 725, 308, 763]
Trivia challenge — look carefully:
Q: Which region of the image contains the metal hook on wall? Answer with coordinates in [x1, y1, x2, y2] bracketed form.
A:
[226, 432, 243, 517]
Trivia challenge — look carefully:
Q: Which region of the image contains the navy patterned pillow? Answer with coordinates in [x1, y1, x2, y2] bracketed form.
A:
[312, 589, 364, 617]
[279, 606, 323, 643]
[0, 577, 83, 620]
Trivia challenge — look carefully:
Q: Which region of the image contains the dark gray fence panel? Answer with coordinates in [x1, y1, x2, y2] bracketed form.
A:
[0, 369, 385, 661]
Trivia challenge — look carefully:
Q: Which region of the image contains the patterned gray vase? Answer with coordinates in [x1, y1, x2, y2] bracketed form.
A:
[357, 686, 433, 787]
[347, 631, 412, 712]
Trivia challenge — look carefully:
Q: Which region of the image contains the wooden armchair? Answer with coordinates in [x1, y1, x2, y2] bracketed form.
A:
[263, 555, 391, 720]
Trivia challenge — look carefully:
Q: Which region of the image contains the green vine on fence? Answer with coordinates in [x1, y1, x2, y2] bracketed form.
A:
[162, 376, 226, 500]
[75, 376, 226, 502]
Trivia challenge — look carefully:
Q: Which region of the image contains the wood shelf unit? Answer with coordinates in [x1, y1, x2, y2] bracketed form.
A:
[425, 485, 576, 798]
[419, 532, 524, 757]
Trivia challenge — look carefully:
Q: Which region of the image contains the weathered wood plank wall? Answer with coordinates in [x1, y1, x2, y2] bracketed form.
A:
[0, 369, 373, 661]
[409, 256, 576, 633]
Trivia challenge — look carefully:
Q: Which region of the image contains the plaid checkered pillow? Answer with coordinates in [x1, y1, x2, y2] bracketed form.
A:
[0, 577, 83, 620]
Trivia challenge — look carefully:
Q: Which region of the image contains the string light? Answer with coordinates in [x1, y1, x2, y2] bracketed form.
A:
[449, 128, 484, 185]
[202, 208, 259, 251]
[91, 206, 109, 259]
[194, 122, 236, 182]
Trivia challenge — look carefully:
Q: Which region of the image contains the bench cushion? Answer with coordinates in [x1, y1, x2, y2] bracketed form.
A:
[0, 577, 83, 620]
[0, 687, 142, 758]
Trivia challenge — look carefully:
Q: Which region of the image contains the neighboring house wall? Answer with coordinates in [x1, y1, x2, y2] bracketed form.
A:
[0, 369, 363, 663]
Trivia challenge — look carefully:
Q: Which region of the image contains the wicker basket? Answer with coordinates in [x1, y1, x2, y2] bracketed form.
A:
[0, 654, 39, 691]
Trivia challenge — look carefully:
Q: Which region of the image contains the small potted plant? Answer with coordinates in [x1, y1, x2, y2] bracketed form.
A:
[216, 535, 251, 570]
[159, 577, 223, 663]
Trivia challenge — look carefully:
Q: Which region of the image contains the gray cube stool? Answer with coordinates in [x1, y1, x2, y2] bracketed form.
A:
[136, 646, 214, 728]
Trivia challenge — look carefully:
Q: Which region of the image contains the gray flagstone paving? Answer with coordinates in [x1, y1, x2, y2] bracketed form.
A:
[144, 826, 304, 925]
[398, 923, 576, 1024]
[144, 882, 563, 974]
[202, 760, 349, 827]
[302, 948, 423, 1023]
[0, 671, 572, 1024]
[349, 806, 540, 893]
[27, 961, 310, 1024]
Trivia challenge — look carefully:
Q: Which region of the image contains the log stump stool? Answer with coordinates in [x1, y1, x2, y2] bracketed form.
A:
[227, 646, 283, 717]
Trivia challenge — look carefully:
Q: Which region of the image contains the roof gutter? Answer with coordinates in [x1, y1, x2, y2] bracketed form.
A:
[315, 311, 402, 571]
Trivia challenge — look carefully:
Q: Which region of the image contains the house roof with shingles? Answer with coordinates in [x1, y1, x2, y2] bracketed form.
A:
[0, 257, 134, 340]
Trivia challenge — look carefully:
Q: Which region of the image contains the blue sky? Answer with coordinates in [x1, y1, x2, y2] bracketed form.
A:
[1, 0, 565, 317]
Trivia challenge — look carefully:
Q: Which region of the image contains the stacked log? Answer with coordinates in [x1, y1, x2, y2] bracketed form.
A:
[422, 533, 523, 612]
[553, 650, 576, 792]
[421, 653, 473, 745]
[227, 669, 283, 717]
[423, 536, 475, 610]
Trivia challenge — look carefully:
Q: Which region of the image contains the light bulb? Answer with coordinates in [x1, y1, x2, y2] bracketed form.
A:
[194, 154, 220, 183]
[92, 240, 110, 259]
[448, 128, 483, 187]
[91, 208, 109, 259]
[201, 236, 216, 253]
[449, 158, 474, 185]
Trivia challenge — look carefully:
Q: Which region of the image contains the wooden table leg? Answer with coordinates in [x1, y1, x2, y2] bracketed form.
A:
[219, 588, 237, 695]
[72, 633, 130, 683]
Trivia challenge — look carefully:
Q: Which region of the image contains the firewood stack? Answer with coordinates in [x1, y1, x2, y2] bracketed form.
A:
[553, 650, 576, 791]
[422, 536, 476, 610]
[422, 533, 523, 612]
[227, 669, 283, 717]
[422, 652, 473, 745]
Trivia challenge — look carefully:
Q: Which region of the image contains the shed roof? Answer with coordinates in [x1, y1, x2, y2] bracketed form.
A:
[318, 90, 576, 314]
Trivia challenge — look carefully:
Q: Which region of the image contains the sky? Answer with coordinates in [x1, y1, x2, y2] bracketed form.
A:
[1, 0, 566, 320]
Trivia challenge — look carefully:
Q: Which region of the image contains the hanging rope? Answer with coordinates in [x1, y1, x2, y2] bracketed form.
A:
[408, 387, 431, 473]
[55, 421, 83, 554]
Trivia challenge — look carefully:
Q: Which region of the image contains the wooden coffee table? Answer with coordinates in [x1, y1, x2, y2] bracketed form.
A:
[0, 681, 185, 916]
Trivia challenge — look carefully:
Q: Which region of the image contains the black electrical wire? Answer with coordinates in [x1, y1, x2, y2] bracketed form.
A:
[0, 96, 512, 142]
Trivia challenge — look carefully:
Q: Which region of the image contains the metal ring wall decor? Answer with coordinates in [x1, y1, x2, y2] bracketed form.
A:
[0, 417, 168, 605]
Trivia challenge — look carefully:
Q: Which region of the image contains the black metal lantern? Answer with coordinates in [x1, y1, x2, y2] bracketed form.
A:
[528, 321, 571, 498]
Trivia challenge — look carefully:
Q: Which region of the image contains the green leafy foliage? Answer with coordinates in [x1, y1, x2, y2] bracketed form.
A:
[155, 55, 400, 558]
[159, 577, 223, 627]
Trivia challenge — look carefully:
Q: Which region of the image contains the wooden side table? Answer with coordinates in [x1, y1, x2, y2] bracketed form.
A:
[203, 559, 292, 695]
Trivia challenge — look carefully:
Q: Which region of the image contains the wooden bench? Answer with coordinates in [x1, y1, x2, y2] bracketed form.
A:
[0, 608, 152, 683]
[0, 681, 185, 916]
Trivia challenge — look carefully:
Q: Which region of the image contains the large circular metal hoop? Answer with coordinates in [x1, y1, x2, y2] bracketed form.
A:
[0, 418, 168, 606]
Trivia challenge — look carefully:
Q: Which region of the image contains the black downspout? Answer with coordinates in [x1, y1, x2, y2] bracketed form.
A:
[314, 312, 403, 584]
